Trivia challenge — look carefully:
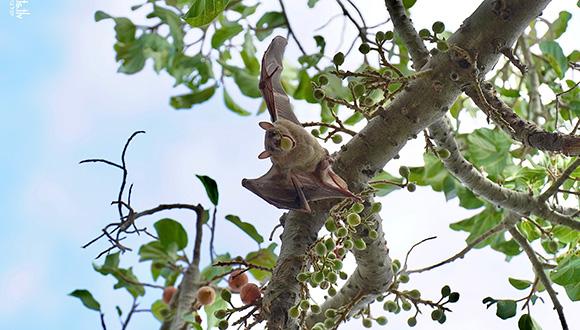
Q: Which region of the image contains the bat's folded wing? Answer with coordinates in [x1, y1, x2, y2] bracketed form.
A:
[242, 165, 356, 212]
[242, 166, 310, 212]
[260, 36, 300, 125]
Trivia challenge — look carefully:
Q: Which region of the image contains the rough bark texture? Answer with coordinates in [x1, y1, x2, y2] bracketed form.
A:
[465, 82, 580, 155]
[263, 1, 552, 328]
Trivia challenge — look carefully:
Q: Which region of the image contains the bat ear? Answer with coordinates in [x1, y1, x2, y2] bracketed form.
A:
[259, 121, 275, 130]
[258, 150, 271, 159]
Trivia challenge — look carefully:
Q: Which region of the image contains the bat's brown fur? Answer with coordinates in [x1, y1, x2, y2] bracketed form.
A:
[242, 36, 356, 212]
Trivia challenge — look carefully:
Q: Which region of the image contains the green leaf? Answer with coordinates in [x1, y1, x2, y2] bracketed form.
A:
[94, 10, 113, 22]
[496, 300, 517, 319]
[151, 299, 170, 321]
[369, 171, 403, 196]
[255, 12, 286, 40]
[509, 278, 532, 290]
[220, 62, 261, 98]
[539, 41, 568, 79]
[139, 240, 178, 264]
[293, 70, 316, 103]
[93, 255, 146, 298]
[518, 314, 542, 330]
[240, 32, 260, 75]
[184, 0, 230, 27]
[307, 0, 320, 8]
[498, 87, 520, 98]
[154, 218, 189, 251]
[224, 89, 251, 116]
[196, 175, 219, 205]
[569, 50, 580, 62]
[141, 33, 172, 73]
[114, 17, 137, 43]
[170, 86, 216, 109]
[344, 112, 365, 126]
[518, 220, 541, 242]
[465, 128, 513, 178]
[550, 255, 580, 300]
[225, 215, 264, 244]
[543, 11, 571, 41]
[552, 226, 580, 243]
[551, 255, 580, 286]
[403, 0, 417, 9]
[246, 243, 277, 281]
[94, 252, 121, 275]
[450, 207, 504, 248]
[211, 22, 243, 49]
[150, 6, 185, 50]
[204, 295, 228, 330]
[69, 290, 101, 311]
[201, 254, 232, 283]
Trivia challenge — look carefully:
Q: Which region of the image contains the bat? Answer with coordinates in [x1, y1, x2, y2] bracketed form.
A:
[242, 36, 357, 212]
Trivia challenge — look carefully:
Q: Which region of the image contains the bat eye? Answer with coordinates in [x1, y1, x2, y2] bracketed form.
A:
[280, 136, 295, 151]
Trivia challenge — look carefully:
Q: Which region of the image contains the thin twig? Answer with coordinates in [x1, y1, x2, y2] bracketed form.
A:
[539, 158, 580, 201]
[402, 236, 437, 270]
[100, 312, 107, 330]
[408, 219, 513, 274]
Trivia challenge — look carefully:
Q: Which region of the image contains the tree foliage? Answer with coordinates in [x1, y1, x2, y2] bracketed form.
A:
[72, 1, 578, 329]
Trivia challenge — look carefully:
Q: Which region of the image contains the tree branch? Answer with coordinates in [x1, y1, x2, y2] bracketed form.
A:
[263, 1, 553, 328]
[539, 158, 580, 202]
[509, 227, 568, 330]
[384, 0, 430, 70]
[161, 204, 204, 330]
[465, 82, 580, 155]
[429, 117, 580, 231]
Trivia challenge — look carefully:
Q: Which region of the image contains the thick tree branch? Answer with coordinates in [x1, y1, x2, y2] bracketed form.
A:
[429, 118, 580, 230]
[384, 0, 430, 70]
[264, 1, 552, 328]
[509, 227, 568, 330]
[465, 82, 580, 155]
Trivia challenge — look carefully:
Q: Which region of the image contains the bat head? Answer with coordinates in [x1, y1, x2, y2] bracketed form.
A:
[259, 121, 296, 158]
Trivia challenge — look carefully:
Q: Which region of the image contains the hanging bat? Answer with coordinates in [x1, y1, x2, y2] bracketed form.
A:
[241, 36, 357, 213]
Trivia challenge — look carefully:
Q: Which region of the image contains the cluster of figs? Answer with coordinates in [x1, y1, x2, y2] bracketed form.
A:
[162, 269, 262, 308]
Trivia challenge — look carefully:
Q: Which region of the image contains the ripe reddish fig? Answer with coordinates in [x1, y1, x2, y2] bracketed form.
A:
[196, 286, 216, 306]
[228, 269, 249, 292]
[162, 286, 177, 304]
[240, 283, 261, 305]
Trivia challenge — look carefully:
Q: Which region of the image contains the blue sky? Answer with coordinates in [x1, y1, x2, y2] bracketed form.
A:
[0, 1, 578, 329]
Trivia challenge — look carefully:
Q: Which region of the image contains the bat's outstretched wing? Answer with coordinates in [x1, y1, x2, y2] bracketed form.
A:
[241, 163, 357, 213]
[259, 36, 300, 125]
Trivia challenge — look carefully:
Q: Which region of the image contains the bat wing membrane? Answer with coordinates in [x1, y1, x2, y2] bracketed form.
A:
[259, 36, 301, 125]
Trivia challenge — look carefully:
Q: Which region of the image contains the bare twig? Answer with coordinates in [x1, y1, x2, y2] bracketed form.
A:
[402, 236, 437, 270]
[100, 312, 107, 330]
[408, 214, 517, 274]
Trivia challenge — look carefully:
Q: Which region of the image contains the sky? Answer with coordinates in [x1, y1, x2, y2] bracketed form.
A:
[0, 0, 578, 329]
